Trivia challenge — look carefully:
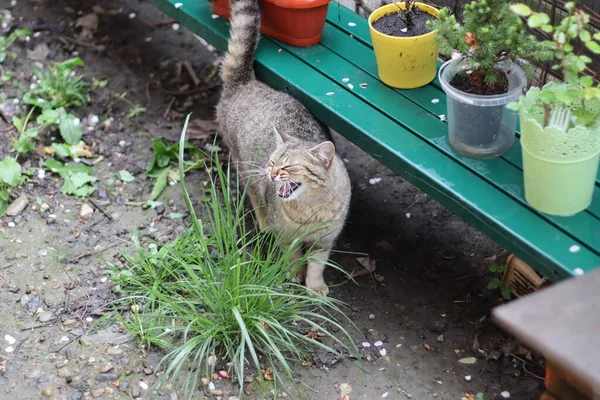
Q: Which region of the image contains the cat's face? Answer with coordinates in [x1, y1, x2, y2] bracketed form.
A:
[267, 141, 336, 202]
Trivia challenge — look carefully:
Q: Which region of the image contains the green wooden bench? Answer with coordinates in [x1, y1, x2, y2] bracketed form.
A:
[147, 0, 600, 281]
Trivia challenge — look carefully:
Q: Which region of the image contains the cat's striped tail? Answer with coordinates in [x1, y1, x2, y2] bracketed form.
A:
[221, 0, 260, 85]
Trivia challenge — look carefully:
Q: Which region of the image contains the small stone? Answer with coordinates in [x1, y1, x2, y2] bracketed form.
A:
[143, 367, 153, 375]
[107, 346, 124, 355]
[119, 382, 129, 391]
[368, 314, 375, 320]
[41, 385, 54, 398]
[58, 368, 72, 380]
[25, 369, 42, 380]
[63, 319, 77, 326]
[97, 187, 108, 199]
[38, 311, 53, 322]
[37, 375, 50, 383]
[139, 381, 149, 390]
[432, 394, 438, 398]
[20, 295, 30, 307]
[6, 195, 29, 216]
[437, 334, 444, 342]
[501, 391, 510, 398]
[71, 392, 83, 400]
[155, 204, 165, 215]
[97, 372, 121, 383]
[91, 388, 105, 398]
[80, 203, 94, 220]
[55, 361, 68, 369]
[374, 341, 383, 347]
[99, 363, 114, 373]
[132, 384, 141, 398]
[464, 375, 472, 382]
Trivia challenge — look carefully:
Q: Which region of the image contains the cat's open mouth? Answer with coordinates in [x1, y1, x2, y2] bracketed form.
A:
[277, 182, 302, 199]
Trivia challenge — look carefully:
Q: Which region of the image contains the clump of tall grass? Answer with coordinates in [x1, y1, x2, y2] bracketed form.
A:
[108, 115, 357, 398]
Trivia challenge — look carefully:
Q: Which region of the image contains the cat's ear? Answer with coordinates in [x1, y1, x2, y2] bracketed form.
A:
[308, 141, 335, 168]
[273, 125, 294, 144]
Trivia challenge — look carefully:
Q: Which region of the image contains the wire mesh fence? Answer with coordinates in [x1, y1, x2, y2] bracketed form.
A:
[342, 0, 600, 86]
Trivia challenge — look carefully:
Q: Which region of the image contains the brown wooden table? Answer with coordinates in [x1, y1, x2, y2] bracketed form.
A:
[493, 268, 600, 400]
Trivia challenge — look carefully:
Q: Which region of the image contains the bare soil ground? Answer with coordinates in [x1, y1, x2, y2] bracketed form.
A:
[0, 1, 545, 399]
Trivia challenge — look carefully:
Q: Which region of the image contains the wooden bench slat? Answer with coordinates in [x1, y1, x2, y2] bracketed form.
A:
[325, 4, 600, 190]
[147, 0, 600, 279]
[282, 33, 600, 254]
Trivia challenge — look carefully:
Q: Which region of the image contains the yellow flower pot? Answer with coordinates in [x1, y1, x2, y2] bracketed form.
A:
[368, 2, 439, 89]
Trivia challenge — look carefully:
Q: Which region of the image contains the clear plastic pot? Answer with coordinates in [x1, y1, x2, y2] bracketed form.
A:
[439, 59, 527, 158]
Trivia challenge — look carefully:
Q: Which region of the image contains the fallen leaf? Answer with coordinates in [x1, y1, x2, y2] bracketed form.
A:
[458, 357, 477, 364]
[339, 382, 352, 396]
[261, 369, 273, 381]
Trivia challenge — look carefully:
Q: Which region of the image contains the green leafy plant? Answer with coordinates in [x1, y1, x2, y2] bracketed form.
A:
[488, 263, 511, 300]
[509, 2, 600, 128]
[111, 92, 146, 118]
[105, 116, 357, 399]
[146, 138, 205, 201]
[45, 159, 97, 197]
[0, 29, 30, 64]
[427, 0, 551, 92]
[11, 106, 89, 159]
[24, 57, 89, 110]
[0, 157, 22, 215]
[11, 108, 39, 155]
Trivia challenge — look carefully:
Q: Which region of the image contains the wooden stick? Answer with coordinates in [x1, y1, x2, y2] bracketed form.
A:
[183, 61, 201, 86]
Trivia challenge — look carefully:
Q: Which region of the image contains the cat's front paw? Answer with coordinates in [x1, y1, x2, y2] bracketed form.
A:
[305, 279, 329, 297]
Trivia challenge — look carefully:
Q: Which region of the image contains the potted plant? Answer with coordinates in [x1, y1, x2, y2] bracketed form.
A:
[212, 0, 331, 47]
[427, 0, 550, 158]
[509, 2, 600, 216]
[368, 0, 440, 89]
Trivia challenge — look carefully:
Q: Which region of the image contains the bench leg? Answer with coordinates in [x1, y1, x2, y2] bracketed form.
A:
[544, 363, 592, 400]
[540, 392, 559, 400]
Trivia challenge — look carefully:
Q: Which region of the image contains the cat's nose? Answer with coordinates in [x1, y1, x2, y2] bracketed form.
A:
[270, 168, 280, 181]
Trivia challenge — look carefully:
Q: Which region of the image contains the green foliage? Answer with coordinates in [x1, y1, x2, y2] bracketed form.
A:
[0, 157, 22, 188]
[427, 0, 552, 90]
[487, 263, 511, 300]
[0, 156, 23, 215]
[117, 170, 135, 183]
[0, 29, 30, 64]
[106, 116, 357, 398]
[146, 138, 205, 201]
[12, 106, 85, 159]
[24, 57, 89, 110]
[11, 108, 38, 154]
[509, 3, 600, 128]
[45, 159, 97, 197]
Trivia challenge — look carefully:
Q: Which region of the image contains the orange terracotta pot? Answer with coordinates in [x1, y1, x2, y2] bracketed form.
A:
[212, 0, 331, 47]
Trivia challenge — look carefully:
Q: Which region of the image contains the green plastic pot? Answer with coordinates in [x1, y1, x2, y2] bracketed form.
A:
[520, 113, 600, 216]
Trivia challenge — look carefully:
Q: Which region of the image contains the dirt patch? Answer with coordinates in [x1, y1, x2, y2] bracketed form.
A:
[450, 69, 510, 95]
[0, 1, 545, 399]
[372, 7, 436, 37]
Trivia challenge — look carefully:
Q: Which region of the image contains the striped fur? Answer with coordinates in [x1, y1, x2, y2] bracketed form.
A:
[221, 0, 261, 85]
[215, 0, 352, 296]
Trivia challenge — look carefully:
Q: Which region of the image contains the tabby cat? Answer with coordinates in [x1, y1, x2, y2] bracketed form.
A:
[215, 0, 351, 296]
